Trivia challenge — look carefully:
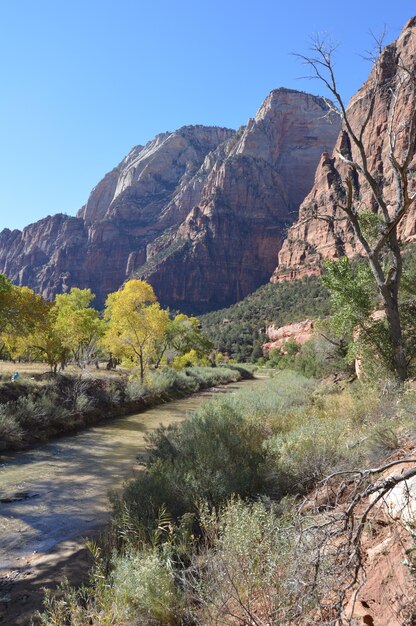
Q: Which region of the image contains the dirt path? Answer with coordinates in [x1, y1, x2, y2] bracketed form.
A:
[0, 537, 94, 625]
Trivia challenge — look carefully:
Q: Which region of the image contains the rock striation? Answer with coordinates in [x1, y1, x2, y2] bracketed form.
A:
[0, 89, 339, 312]
[272, 18, 416, 283]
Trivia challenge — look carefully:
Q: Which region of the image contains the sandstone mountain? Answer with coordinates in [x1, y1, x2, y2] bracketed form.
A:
[272, 18, 416, 283]
[0, 89, 339, 312]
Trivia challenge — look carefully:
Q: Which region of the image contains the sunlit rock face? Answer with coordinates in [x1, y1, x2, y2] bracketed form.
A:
[273, 18, 416, 284]
[0, 89, 339, 312]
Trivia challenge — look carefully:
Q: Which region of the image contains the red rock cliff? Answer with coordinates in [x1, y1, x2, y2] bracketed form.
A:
[272, 18, 416, 283]
[0, 90, 339, 311]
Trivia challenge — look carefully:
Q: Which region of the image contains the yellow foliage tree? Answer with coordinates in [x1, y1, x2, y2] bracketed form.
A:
[9, 300, 68, 373]
[103, 280, 168, 381]
[0, 284, 54, 358]
[55, 288, 105, 368]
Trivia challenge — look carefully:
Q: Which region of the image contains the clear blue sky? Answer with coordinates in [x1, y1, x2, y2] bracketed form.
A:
[1, 0, 414, 231]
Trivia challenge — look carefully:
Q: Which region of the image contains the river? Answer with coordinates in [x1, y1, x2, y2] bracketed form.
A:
[0, 379, 259, 574]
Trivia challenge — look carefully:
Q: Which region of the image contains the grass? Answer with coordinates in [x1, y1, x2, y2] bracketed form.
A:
[35, 371, 411, 626]
[0, 360, 131, 380]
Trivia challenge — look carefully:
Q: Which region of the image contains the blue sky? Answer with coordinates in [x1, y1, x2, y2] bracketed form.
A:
[0, 1, 415, 231]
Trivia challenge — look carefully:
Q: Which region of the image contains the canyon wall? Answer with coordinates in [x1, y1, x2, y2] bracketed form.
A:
[0, 89, 340, 311]
[272, 18, 416, 283]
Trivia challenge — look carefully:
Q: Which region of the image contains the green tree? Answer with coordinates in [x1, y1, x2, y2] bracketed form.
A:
[103, 280, 168, 381]
[0, 274, 13, 339]
[0, 282, 52, 358]
[12, 301, 68, 373]
[299, 36, 416, 380]
[324, 255, 416, 375]
[55, 288, 105, 368]
[156, 313, 213, 367]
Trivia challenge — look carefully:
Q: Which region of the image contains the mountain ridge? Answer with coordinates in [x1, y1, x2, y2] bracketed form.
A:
[0, 88, 340, 311]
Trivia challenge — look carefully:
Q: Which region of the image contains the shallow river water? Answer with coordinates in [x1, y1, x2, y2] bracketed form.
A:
[0, 379, 259, 573]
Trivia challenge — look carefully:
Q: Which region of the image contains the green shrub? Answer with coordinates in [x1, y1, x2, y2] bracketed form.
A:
[112, 548, 183, 624]
[118, 372, 317, 525]
[0, 410, 23, 448]
[37, 545, 184, 626]
[189, 498, 295, 626]
[266, 416, 349, 494]
[125, 377, 146, 401]
[113, 471, 189, 538]
[368, 420, 399, 459]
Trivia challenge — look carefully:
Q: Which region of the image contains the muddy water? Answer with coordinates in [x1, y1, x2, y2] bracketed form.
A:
[0, 380, 258, 572]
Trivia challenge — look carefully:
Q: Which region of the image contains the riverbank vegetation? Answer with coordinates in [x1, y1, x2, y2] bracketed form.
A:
[0, 276, 215, 376]
[0, 365, 251, 452]
[35, 370, 416, 625]
[1, 275, 252, 451]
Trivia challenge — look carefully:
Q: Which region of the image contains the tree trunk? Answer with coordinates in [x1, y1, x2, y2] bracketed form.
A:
[139, 353, 144, 382]
[382, 290, 408, 381]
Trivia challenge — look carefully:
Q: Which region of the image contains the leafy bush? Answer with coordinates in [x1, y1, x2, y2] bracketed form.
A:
[268, 336, 350, 378]
[2, 393, 70, 433]
[37, 544, 184, 626]
[112, 548, 183, 624]
[147, 368, 199, 396]
[172, 348, 209, 369]
[116, 372, 318, 528]
[266, 416, 349, 493]
[125, 376, 146, 401]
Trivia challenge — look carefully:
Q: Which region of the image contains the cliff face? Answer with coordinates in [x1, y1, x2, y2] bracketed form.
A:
[137, 89, 340, 311]
[272, 18, 416, 283]
[263, 319, 314, 354]
[0, 89, 339, 312]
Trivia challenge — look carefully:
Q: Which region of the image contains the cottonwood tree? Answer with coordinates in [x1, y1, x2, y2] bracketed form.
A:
[14, 301, 69, 373]
[55, 288, 105, 368]
[103, 280, 168, 381]
[298, 30, 416, 380]
[0, 281, 55, 360]
[154, 313, 213, 367]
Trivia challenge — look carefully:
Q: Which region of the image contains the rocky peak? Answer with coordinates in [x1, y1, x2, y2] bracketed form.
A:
[79, 125, 235, 225]
[273, 18, 416, 283]
[0, 88, 340, 312]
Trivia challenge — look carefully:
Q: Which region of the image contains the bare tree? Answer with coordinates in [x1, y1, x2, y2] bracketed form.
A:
[297, 28, 416, 380]
[294, 458, 416, 625]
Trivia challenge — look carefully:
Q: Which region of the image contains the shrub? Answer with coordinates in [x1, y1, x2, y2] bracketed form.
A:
[113, 471, 189, 538]
[0, 409, 23, 448]
[125, 376, 146, 401]
[37, 546, 184, 626]
[147, 369, 199, 396]
[112, 548, 183, 624]
[266, 416, 349, 494]
[172, 349, 209, 369]
[118, 372, 317, 526]
[6, 393, 70, 432]
[188, 498, 295, 626]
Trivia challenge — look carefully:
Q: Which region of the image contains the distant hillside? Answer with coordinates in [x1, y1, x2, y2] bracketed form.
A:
[201, 277, 330, 361]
